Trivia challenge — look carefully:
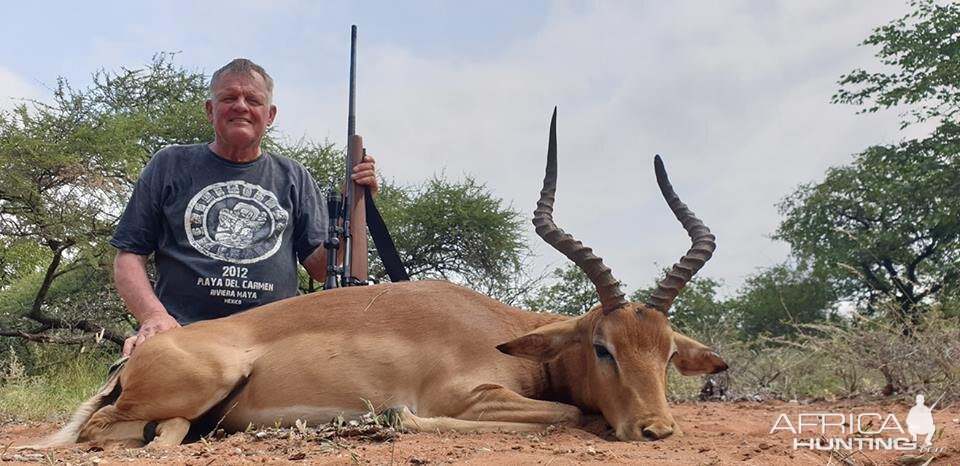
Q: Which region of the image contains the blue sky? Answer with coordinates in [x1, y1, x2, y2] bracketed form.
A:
[1, 1, 930, 297]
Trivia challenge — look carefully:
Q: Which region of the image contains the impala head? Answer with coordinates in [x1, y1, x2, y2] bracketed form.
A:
[498, 108, 727, 441]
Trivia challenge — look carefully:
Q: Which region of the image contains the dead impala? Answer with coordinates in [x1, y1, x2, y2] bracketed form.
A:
[39, 109, 726, 447]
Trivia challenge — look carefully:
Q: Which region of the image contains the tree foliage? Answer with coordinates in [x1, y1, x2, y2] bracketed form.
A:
[729, 264, 836, 338]
[0, 54, 210, 345]
[373, 176, 532, 303]
[833, 0, 960, 128]
[777, 129, 960, 319]
[778, 0, 960, 321]
[631, 275, 727, 335]
[267, 138, 343, 190]
[525, 264, 598, 316]
[526, 265, 733, 337]
[281, 138, 535, 303]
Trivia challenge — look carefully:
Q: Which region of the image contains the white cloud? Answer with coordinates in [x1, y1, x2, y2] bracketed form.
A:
[0, 67, 44, 113]
[274, 1, 918, 295]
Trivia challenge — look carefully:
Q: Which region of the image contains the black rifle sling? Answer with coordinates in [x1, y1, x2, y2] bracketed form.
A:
[364, 185, 410, 281]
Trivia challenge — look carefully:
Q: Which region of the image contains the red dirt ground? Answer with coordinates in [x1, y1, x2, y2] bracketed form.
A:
[2, 400, 957, 465]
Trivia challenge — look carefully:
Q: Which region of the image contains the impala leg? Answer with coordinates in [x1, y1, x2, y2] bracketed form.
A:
[388, 406, 560, 434]
[148, 417, 191, 446]
[393, 384, 581, 434]
[454, 384, 581, 425]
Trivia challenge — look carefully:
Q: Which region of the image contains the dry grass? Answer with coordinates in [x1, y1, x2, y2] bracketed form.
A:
[0, 346, 110, 421]
[670, 305, 960, 404]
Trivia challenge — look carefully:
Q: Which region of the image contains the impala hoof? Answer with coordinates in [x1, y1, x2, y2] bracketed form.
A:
[641, 423, 674, 440]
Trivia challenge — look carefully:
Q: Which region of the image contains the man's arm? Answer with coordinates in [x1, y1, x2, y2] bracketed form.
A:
[302, 247, 328, 283]
[114, 250, 181, 355]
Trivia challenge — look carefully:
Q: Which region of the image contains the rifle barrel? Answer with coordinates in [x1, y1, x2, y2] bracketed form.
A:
[343, 25, 358, 284]
[348, 25, 357, 137]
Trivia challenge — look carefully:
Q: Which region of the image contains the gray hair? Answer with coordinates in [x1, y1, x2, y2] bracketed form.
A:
[208, 58, 274, 101]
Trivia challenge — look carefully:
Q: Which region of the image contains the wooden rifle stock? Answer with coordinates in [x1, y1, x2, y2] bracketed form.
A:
[347, 134, 368, 283]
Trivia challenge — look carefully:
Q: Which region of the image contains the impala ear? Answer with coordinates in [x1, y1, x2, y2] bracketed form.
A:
[672, 331, 728, 376]
[497, 318, 581, 363]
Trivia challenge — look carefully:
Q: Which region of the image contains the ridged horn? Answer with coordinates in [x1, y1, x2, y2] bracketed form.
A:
[533, 108, 627, 314]
[646, 155, 716, 314]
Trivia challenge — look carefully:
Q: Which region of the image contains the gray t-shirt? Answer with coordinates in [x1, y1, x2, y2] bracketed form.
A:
[110, 144, 327, 324]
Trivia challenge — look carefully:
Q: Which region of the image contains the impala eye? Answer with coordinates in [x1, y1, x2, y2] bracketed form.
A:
[594, 344, 614, 361]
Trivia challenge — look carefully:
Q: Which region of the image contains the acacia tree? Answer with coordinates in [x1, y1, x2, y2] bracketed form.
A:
[777, 134, 960, 320]
[0, 54, 211, 345]
[778, 0, 960, 321]
[372, 176, 533, 304]
[281, 143, 536, 303]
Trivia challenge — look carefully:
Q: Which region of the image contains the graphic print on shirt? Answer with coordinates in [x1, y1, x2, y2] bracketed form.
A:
[184, 181, 289, 264]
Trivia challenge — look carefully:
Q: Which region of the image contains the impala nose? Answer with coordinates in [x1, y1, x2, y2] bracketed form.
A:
[641, 423, 674, 440]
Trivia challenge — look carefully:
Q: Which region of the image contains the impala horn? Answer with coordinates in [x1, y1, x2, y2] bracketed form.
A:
[533, 108, 628, 314]
[645, 155, 716, 314]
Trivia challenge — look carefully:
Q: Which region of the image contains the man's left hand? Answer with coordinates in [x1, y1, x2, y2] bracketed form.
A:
[352, 154, 378, 194]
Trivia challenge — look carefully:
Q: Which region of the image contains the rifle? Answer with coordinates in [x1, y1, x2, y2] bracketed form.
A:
[323, 25, 409, 290]
[343, 24, 368, 287]
[320, 25, 370, 289]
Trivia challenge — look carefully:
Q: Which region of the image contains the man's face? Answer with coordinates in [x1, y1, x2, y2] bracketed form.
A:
[205, 71, 277, 150]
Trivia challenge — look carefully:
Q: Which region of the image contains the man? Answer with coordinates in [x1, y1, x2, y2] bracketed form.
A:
[110, 58, 377, 356]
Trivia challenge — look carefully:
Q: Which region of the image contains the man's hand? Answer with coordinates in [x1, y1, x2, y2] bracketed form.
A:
[352, 154, 378, 194]
[115, 251, 182, 356]
[122, 312, 181, 356]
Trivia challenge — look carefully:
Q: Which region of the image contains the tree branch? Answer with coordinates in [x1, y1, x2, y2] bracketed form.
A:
[27, 242, 70, 321]
[906, 238, 938, 284]
[880, 258, 915, 301]
[858, 261, 892, 293]
[0, 327, 112, 346]
[16, 241, 126, 347]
